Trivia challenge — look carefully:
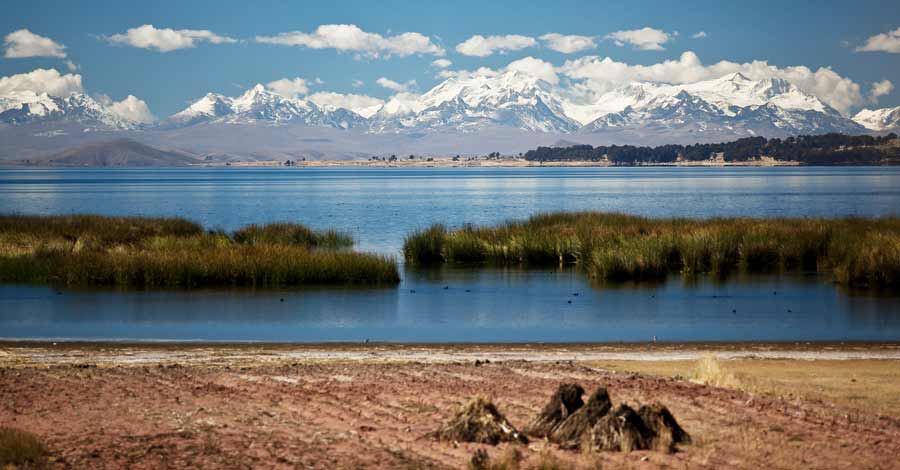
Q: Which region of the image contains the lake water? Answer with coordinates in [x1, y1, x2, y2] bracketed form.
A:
[1, 166, 899, 342]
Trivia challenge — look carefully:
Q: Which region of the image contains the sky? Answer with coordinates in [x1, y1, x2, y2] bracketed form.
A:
[1, 0, 898, 119]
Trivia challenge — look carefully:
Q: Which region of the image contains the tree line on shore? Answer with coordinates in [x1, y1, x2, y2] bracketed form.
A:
[523, 133, 900, 165]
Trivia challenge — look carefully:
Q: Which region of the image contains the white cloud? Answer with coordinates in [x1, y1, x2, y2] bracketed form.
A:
[97, 94, 155, 123]
[692, 31, 708, 39]
[306, 91, 383, 117]
[256, 24, 444, 58]
[106, 24, 236, 52]
[437, 66, 500, 80]
[3, 29, 67, 58]
[560, 51, 864, 114]
[434, 56, 557, 85]
[64, 60, 79, 71]
[506, 56, 558, 84]
[431, 58, 452, 68]
[265, 77, 310, 98]
[376, 77, 416, 92]
[539, 33, 596, 53]
[0, 68, 83, 97]
[856, 27, 900, 53]
[455, 34, 536, 57]
[605, 27, 672, 51]
[351, 79, 364, 88]
[869, 79, 894, 103]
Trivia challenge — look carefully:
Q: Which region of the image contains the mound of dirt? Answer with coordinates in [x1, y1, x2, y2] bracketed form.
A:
[430, 397, 528, 445]
[638, 403, 692, 453]
[525, 383, 585, 438]
[549, 387, 612, 447]
[589, 404, 655, 452]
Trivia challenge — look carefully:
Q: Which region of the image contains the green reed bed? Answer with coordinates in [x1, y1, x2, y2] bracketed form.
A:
[403, 212, 900, 288]
[0, 214, 398, 288]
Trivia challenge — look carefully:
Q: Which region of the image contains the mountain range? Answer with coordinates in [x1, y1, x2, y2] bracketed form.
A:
[2, 70, 898, 162]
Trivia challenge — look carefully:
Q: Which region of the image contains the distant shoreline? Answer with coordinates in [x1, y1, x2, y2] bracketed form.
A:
[204, 157, 805, 168]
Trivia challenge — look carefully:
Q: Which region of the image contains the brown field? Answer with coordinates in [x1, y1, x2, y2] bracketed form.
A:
[1, 343, 900, 469]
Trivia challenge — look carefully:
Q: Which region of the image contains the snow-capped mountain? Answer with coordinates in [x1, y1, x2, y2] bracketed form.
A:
[0, 71, 874, 154]
[576, 73, 863, 136]
[853, 106, 900, 132]
[0, 90, 143, 129]
[166, 84, 367, 129]
[370, 70, 581, 133]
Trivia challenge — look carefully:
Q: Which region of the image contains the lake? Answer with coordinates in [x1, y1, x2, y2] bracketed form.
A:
[1, 166, 899, 342]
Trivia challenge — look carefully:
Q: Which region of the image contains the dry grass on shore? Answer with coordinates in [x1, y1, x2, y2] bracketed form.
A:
[403, 212, 900, 288]
[0, 214, 399, 288]
[593, 356, 900, 418]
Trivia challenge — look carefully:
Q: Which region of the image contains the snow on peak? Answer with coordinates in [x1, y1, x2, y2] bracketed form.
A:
[167, 85, 365, 129]
[853, 106, 900, 131]
[0, 89, 147, 129]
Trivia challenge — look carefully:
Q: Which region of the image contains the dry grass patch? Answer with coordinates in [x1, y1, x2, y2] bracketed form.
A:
[0, 427, 49, 469]
[592, 357, 900, 417]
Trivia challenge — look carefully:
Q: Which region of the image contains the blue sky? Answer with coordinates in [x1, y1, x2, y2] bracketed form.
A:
[2, 0, 898, 117]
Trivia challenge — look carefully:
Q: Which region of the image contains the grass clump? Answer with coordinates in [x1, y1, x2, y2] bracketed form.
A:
[691, 354, 742, 389]
[0, 214, 398, 288]
[402, 212, 900, 289]
[430, 397, 528, 445]
[233, 223, 353, 249]
[0, 427, 49, 469]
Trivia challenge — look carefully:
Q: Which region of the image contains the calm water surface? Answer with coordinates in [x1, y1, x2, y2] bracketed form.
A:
[1, 167, 899, 342]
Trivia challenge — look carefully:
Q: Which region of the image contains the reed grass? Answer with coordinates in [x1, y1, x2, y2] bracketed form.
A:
[403, 212, 900, 288]
[0, 214, 398, 288]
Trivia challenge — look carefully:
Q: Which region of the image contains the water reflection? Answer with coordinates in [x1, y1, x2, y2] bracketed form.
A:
[1, 167, 899, 342]
[1, 268, 898, 342]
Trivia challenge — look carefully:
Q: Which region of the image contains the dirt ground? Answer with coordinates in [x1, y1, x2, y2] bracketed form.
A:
[2, 343, 900, 469]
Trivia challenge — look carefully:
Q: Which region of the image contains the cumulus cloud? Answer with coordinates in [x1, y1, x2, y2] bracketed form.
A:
[64, 60, 79, 71]
[560, 51, 864, 114]
[856, 27, 900, 53]
[265, 77, 310, 98]
[106, 24, 236, 52]
[0, 68, 83, 97]
[506, 56, 558, 84]
[306, 91, 383, 117]
[431, 58, 452, 68]
[869, 79, 894, 103]
[376, 77, 416, 92]
[455, 34, 536, 57]
[539, 33, 596, 53]
[256, 24, 444, 58]
[351, 79, 364, 88]
[97, 94, 155, 123]
[437, 66, 500, 80]
[605, 27, 672, 51]
[3, 29, 67, 58]
[692, 31, 708, 39]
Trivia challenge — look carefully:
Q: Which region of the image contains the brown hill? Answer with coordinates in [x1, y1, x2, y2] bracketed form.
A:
[39, 139, 200, 166]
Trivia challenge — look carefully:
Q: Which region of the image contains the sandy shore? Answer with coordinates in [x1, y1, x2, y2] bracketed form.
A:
[2, 343, 900, 469]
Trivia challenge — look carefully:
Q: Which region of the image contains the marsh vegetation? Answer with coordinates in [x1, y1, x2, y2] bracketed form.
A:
[404, 212, 900, 288]
[0, 214, 399, 288]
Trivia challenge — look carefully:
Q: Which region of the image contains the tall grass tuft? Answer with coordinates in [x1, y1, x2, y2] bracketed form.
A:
[0, 427, 49, 469]
[403, 224, 448, 265]
[0, 214, 398, 288]
[233, 223, 353, 249]
[402, 212, 900, 289]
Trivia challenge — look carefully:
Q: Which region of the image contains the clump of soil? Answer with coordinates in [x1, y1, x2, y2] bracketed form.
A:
[638, 403, 692, 453]
[525, 383, 585, 438]
[527, 383, 691, 453]
[430, 397, 528, 445]
[549, 387, 612, 448]
[589, 404, 655, 452]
